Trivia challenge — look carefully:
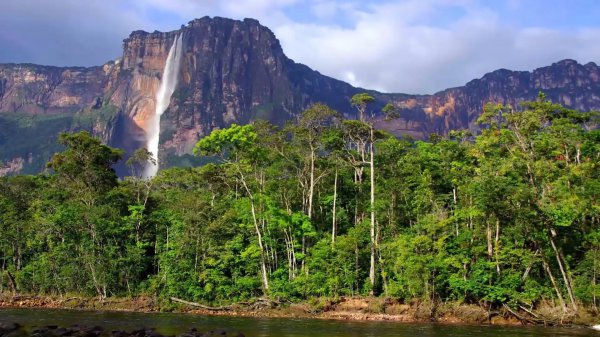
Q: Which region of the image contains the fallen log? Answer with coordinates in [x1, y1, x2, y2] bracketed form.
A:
[169, 297, 232, 311]
[503, 304, 529, 324]
[503, 304, 559, 326]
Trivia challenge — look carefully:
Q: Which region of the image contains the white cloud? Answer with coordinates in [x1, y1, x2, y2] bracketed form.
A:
[268, 0, 600, 93]
[1, 0, 599, 93]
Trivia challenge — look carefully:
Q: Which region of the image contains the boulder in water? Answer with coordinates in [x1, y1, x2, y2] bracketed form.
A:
[0, 322, 21, 335]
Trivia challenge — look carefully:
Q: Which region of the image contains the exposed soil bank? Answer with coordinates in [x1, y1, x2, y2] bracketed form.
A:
[0, 293, 596, 327]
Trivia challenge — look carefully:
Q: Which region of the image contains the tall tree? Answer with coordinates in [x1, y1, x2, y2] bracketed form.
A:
[194, 124, 271, 293]
[293, 103, 339, 220]
[350, 92, 378, 294]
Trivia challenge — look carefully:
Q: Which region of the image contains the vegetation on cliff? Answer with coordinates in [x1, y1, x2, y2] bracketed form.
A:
[0, 95, 598, 320]
[0, 104, 119, 174]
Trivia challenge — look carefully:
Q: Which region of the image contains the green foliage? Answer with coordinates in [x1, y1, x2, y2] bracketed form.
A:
[0, 98, 598, 312]
[0, 105, 119, 175]
[350, 93, 375, 122]
[47, 131, 123, 198]
[350, 93, 375, 107]
[193, 124, 258, 160]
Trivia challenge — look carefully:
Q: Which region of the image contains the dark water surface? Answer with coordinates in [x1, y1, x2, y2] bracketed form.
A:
[1, 307, 599, 337]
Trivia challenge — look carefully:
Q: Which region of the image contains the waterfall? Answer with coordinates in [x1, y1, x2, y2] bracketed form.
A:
[143, 33, 183, 179]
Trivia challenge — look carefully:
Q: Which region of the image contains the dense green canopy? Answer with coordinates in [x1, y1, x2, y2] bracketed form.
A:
[0, 96, 598, 314]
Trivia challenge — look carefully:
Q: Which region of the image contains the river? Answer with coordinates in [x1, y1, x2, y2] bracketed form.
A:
[1, 308, 599, 336]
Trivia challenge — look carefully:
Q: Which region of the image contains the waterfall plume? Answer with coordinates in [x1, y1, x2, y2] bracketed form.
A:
[143, 33, 183, 179]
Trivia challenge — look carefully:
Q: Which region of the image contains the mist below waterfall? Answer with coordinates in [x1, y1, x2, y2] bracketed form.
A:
[143, 34, 183, 179]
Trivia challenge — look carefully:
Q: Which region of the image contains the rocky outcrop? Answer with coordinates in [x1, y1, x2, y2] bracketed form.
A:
[0, 157, 25, 176]
[0, 16, 599, 175]
[0, 62, 116, 114]
[378, 59, 600, 137]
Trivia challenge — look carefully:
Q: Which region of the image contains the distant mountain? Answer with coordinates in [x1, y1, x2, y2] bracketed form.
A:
[1, 16, 599, 175]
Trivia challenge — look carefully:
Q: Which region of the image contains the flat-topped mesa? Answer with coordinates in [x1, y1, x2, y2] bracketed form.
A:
[120, 16, 281, 72]
[1, 16, 600, 176]
[530, 59, 600, 90]
[381, 59, 600, 136]
[118, 17, 358, 169]
[121, 30, 181, 71]
[111, 16, 310, 162]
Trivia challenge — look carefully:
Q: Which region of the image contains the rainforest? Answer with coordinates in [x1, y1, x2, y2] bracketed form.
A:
[0, 94, 598, 324]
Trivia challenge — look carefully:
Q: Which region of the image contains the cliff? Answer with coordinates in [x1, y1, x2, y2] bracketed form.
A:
[0, 16, 598, 175]
[378, 59, 600, 137]
[113, 17, 360, 158]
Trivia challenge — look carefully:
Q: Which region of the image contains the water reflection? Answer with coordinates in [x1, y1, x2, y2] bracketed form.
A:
[0, 308, 598, 337]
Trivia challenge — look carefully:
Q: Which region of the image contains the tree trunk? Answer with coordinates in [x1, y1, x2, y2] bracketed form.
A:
[0, 257, 4, 293]
[332, 168, 338, 246]
[495, 219, 501, 274]
[369, 128, 376, 295]
[170, 297, 232, 311]
[238, 167, 269, 292]
[250, 197, 269, 292]
[194, 234, 200, 273]
[453, 186, 458, 236]
[486, 221, 493, 259]
[86, 259, 104, 301]
[301, 236, 307, 275]
[594, 247, 598, 312]
[308, 144, 315, 220]
[284, 229, 294, 281]
[542, 257, 567, 313]
[548, 229, 577, 310]
[7, 270, 17, 295]
[354, 242, 360, 295]
[291, 234, 298, 278]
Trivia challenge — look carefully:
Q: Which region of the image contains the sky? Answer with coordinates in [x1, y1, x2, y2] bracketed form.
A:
[1, 0, 599, 94]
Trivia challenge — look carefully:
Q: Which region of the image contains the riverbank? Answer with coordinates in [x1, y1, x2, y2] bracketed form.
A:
[0, 293, 596, 327]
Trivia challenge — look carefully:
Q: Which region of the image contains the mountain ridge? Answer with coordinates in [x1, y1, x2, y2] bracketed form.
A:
[1, 16, 599, 175]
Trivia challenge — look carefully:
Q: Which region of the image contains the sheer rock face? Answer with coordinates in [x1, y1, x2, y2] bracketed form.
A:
[0, 16, 599, 175]
[379, 59, 600, 137]
[145, 17, 359, 156]
[0, 63, 115, 114]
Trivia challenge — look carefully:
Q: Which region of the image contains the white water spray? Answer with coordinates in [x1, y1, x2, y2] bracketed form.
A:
[143, 34, 183, 179]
